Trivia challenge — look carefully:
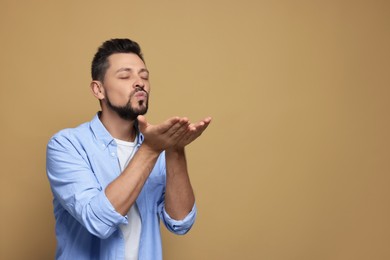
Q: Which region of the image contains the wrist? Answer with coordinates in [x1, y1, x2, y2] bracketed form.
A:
[139, 142, 163, 156]
[166, 146, 185, 155]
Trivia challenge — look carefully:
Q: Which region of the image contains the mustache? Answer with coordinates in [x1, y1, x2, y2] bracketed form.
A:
[134, 87, 148, 95]
[130, 87, 149, 99]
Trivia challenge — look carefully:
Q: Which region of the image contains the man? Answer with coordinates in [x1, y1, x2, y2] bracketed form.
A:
[46, 38, 211, 260]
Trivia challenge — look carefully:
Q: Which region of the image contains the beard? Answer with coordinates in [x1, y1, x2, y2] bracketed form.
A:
[106, 90, 149, 121]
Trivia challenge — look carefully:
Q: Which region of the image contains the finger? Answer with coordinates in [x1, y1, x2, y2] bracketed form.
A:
[197, 116, 212, 124]
[185, 120, 210, 141]
[137, 115, 149, 132]
[167, 118, 190, 138]
[192, 118, 211, 132]
[156, 116, 181, 134]
[203, 116, 212, 124]
[180, 128, 197, 143]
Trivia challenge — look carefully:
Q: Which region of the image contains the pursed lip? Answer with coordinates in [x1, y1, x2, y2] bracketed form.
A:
[134, 90, 148, 99]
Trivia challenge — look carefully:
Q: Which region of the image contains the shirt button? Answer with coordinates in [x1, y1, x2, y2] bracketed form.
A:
[111, 152, 116, 157]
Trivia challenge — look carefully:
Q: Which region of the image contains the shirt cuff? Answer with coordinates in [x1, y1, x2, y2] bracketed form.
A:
[89, 191, 128, 227]
[161, 203, 197, 235]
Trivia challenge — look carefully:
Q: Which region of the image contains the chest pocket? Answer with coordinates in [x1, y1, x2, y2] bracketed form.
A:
[89, 153, 120, 189]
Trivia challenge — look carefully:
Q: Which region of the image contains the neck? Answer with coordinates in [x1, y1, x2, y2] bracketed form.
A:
[99, 109, 137, 142]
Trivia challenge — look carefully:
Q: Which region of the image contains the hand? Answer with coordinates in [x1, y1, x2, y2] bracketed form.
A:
[171, 117, 212, 149]
[137, 115, 191, 152]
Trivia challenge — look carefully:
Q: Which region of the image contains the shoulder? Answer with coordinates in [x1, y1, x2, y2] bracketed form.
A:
[47, 121, 91, 150]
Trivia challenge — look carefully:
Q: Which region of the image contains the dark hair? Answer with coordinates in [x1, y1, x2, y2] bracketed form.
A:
[91, 38, 144, 81]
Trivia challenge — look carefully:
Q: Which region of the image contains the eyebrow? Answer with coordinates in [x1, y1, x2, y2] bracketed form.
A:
[116, 67, 149, 74]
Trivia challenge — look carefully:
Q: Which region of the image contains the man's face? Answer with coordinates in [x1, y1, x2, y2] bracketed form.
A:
[101, 53, 150, 120]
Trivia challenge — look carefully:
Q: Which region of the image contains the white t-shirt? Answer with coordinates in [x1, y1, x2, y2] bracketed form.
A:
[115, 138, 142, 260]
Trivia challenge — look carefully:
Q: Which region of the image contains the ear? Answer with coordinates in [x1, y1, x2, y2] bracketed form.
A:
[90, 81, 105, 100]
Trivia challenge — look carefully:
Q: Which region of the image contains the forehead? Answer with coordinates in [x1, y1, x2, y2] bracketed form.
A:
[107, 53, 146, 71]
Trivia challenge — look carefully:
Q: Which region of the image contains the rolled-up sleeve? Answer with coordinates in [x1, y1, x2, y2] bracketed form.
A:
[160, 203, 197, 235]
[47, 134, 127, 239]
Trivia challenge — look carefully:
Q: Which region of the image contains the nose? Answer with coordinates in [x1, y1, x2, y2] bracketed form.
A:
[134, 76, 145, 90]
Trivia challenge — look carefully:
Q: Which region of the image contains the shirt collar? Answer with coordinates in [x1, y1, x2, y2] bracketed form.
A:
[134, 120, 145, 144]
[90, 112, 144, 149]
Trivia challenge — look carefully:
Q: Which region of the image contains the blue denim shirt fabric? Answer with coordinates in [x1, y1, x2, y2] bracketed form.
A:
[46, 113, 196, 260]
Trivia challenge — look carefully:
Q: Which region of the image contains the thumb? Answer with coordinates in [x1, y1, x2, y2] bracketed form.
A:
[137, 115, 148, 132]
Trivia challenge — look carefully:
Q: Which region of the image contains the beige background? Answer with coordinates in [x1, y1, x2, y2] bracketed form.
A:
[1, 0, 389, 259]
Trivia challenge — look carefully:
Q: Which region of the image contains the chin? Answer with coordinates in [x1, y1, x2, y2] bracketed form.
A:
[134, 106, 148, 115]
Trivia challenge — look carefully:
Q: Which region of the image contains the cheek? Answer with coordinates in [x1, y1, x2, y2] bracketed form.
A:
[105, 88, 131, 103]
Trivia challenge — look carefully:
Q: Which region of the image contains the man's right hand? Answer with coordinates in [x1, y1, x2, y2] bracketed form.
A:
[137, 115, 191, 153]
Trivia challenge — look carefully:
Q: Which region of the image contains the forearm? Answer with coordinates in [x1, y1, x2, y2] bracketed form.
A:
[105, 145, 160, 216]
[165, 148, 195, 220]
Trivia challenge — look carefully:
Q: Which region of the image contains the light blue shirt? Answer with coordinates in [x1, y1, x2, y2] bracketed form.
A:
[46, 113, 196, 260]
